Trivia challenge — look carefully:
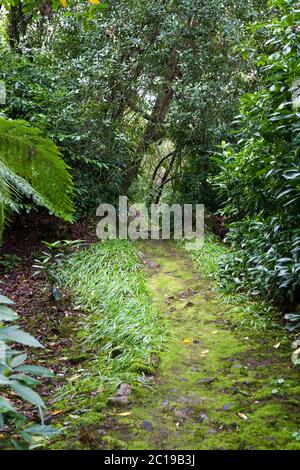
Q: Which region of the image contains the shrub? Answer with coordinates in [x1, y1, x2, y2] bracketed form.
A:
[216, 0, 300, 308]
[0, 293, 58, 448]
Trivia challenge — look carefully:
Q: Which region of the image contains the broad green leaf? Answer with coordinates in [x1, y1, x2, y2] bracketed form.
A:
[23, 424, 61, 436]
[10, 374, 40, 386]
[16, 365, 53, 378]
[0, 374, 12, 385]
[0, 295, 14, 305]
[0, 396, 17, 413]
[0, 305, 18, 321]
[11, 382, 46, 408]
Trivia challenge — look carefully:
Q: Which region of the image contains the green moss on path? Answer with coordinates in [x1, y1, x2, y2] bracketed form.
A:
[53, 241, 300, 450]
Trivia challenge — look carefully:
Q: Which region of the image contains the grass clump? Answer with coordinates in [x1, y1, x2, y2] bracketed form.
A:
[54, 239, 162, 408]
[184, 234, 287, 334]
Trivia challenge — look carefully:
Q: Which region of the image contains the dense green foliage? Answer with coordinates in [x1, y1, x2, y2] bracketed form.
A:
[0, 0, 299, 451]
[217, 0, 300, 307]
[1, 0, 264, 211]
[1, 0, 298, 308]
[0, 117, 74, 240]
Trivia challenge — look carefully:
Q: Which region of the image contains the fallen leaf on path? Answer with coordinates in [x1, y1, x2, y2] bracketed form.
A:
[51, 410, 64, 416]
[68, 374, 81, 382]
[273, 342, 281, 349]
[238, 412, 248, 420]
[183, 339, 192, 344]
[117, 411, 132, 417]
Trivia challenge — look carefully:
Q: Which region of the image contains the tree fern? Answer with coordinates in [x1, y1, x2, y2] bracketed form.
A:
[0, 118, 74, 240]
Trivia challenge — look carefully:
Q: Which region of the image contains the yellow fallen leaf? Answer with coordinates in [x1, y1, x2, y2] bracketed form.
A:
[183, 339, 192, 344]
[117, 411, 132, 417]
[51, 410, 64, 416]
[60, 0, 67, 7]
[211, 330, 218, 335]
[273, 342, 281, 349]
[238, 412, 248, 420]
[200, 349, 209, 354]
[89, 0, 101, 3]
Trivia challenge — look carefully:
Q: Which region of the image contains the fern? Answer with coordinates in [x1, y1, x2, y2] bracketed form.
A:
[0, 118, 74, 240]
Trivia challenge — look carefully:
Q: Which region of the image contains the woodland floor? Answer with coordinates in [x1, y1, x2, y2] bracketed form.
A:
[72, 241, 299, 451]
[1, 221, 300, 450]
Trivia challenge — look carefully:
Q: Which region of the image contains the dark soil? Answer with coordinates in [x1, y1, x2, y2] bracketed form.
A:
[0, 211, 97, 439]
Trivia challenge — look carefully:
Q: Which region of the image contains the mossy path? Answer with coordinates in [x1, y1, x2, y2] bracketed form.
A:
[99, 241, 300, 450]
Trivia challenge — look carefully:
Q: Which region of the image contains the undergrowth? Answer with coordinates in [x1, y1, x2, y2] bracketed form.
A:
[185, 234, 287, 335]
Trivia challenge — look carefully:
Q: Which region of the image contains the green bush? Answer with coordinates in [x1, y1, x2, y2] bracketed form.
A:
[216, 0, 300, 307]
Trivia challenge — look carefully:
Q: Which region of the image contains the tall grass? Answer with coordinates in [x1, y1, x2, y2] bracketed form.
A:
[185, 234, 283, 332]
[56, 240, 162, 401]
[188, 233, 228, 278]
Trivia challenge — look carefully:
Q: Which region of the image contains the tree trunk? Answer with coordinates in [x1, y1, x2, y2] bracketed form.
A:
[121, 46, 178, 194]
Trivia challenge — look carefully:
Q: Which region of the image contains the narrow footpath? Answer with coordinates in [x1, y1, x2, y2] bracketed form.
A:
[98, 241, 300, 450]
